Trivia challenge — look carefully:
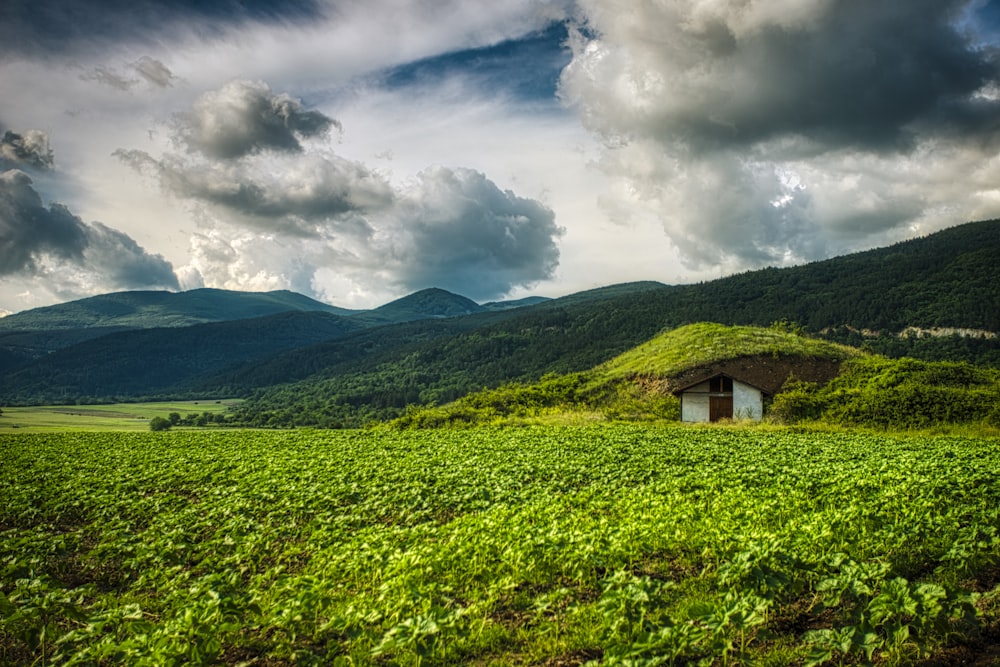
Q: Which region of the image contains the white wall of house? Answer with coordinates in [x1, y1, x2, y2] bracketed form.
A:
[733, 380, 764, 420]
[680, 380, 711, 422]
[680, 378, 764, 422]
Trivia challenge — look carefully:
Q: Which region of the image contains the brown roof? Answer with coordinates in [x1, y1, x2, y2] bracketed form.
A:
[671, 372, 771, 396]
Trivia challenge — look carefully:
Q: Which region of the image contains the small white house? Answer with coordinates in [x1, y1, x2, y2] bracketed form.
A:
[673, 373, 768, 423]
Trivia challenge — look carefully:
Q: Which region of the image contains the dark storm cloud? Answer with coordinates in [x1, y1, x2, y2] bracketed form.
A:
[174, 80, 340, 159]
[561, 0, 1000, 268]
[116, 80, 381, 236]
[114, 149, 392, 237]
[120, 78, 563, 301]
[565, 0, 1000, 155]
[0, 129, 54, 170]
[385, 167, 562, 300]
[0, 169, 178, 289]
[83, 221, 180, 289]
[0, 0, 322, 58]
[0, 170, 87, 272]
[117, 146, 563, 299]
[732, 1, 999, 152]
[178, 167, 564, 302]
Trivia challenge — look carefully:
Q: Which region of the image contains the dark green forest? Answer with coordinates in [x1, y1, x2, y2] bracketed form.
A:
[234, 221, 1000, 427]
[0, 287, 354, 331]
[1, 219, 998, 427]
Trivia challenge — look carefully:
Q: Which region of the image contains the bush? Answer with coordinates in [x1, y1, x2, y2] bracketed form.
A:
[827, 384, 998, 429]
[778, 356, 1000, 429]
[769, 377, 826, 423]
[149, 416, 172, 432]
[602, 384, 680, 422]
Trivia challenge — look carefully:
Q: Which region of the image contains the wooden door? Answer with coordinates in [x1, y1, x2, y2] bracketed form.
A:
[709, 395, 733, 422]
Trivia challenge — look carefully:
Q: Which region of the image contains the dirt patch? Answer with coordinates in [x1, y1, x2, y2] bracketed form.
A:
[915, 629, 1000, 666]
[665, 355, 846, 396]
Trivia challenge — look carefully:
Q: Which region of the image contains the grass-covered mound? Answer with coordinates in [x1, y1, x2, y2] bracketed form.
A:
[597, 321, 858, 380]
[392, 323, 859, 428]
[772, 356, 1000, 429]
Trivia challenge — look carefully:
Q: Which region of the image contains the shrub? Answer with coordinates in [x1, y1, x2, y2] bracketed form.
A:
[149, 416, 172, 432]
[827, 385, 998, 429]
[784, 356, 1000, 429]
[769, 377, 827, 423]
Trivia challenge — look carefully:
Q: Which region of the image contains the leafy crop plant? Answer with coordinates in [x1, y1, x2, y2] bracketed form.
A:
[1, 426, 998, 665]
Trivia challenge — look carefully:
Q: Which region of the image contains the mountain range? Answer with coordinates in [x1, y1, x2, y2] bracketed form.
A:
[1, 218, 998, 423]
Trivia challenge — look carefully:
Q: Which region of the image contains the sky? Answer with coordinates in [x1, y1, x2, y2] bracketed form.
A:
[2, 0, 1000, 314]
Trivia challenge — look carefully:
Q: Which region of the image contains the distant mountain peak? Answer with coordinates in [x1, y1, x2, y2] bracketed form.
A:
[361, 287, 484, 323]
[0, 288, 353, 331]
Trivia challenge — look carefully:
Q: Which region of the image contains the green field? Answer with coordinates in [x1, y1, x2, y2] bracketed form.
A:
[2, 426, 999, 665]
[0, 400, 240, 432]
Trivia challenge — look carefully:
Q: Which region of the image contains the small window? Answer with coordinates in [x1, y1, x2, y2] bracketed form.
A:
[710, 376, 733, 393]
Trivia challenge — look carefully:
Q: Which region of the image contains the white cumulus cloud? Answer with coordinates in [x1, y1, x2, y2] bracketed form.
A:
[560, 0, 1000, 267]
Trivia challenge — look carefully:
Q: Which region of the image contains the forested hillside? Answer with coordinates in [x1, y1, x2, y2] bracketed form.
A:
[1, 312, 364, 403]
[349, 288, 485, 325]
[0, 287, 538, 387]
[0, 288, 353, 331]
[235, 220, 1000, 427]
[0, 288, 360, 374]
[1, 219, 998, 412]
[674, 218, 1000, 332]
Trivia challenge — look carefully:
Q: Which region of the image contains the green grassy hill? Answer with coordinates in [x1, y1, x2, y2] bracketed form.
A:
[2, 219, 999, 412]
[235, 221, 1000, 428]
[596, 322, 859, 380]
[392, 323, 1000, 431]
[389, 323, 860, 428]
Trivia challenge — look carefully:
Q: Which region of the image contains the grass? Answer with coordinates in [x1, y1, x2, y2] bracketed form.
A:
[598, 322, 860, 380]
[391, 323, 865, 429]
[0, 399, 242, 432]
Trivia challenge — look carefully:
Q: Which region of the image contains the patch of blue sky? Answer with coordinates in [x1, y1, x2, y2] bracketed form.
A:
[958, 0, 1000, 46]
[378, 21, 572, 106]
